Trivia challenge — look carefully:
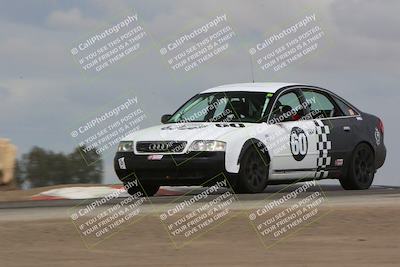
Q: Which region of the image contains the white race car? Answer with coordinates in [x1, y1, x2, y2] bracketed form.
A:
[114, 83, 386, 195]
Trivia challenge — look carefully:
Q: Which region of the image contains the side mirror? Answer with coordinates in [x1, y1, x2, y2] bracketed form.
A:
[161, 114, 172, 124]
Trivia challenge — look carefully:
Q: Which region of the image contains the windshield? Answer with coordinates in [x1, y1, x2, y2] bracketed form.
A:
[168, 92, 274, 123]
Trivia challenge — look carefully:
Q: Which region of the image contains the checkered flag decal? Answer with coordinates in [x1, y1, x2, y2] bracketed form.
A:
[314, 120, 331, 178]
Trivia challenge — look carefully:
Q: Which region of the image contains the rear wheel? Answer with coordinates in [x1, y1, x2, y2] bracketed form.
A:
[124, 182, 160, 196]
[339, 143, 375, 190]
[235, 147, 269, 193]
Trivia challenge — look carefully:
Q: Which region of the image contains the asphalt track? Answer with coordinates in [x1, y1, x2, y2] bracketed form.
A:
[0, 184, 398, 210]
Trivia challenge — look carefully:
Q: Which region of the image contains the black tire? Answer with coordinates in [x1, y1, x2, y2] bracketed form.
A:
[124, 182, 160, 196]
[339, 143, 375, 190]
[235, 147, 269, 193]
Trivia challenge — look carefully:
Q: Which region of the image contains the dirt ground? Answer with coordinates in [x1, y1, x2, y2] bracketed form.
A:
[1, 204, 399, 267]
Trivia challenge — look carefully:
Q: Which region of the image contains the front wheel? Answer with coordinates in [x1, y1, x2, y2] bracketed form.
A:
[339, 143, 375, 190]
[235, 147, 269, 193]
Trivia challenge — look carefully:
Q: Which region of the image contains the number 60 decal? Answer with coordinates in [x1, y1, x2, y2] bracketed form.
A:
[290, 127, 308, 161]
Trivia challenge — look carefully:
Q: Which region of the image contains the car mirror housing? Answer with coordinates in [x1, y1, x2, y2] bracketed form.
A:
[161, 114, 172, 124]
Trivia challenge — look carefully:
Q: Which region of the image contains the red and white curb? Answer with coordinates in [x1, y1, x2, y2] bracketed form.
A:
[31, 185, 202, 200]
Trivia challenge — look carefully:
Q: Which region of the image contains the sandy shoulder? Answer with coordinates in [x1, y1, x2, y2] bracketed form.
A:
[0, 200, 399, 267]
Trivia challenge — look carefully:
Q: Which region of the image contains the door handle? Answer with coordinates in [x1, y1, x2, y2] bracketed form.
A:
[343, 126, 351, 132]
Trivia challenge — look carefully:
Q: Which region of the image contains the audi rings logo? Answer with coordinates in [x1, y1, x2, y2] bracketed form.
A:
[137, 141, 187, 153]
[148, 143, 170, 151]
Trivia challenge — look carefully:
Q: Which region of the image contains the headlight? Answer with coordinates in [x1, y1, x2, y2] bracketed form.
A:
[118, 141, 134, 152]
[188, 140, 226, 152]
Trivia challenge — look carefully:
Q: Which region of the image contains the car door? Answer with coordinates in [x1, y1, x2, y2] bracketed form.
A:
[267, 89, 319, 179]
[301, 89, 358, 179]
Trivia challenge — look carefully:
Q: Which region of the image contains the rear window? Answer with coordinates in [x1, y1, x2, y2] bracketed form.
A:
[303, 91, 341, 118]
[332, 96, 358, 116]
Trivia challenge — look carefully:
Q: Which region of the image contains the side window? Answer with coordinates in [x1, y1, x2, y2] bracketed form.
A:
[332, 96, 358, 116]
[269, 91, 303, 123]
[303, 90, 343, 119]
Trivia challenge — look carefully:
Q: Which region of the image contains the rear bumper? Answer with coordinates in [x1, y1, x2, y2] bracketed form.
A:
[114, 151, 231, 186]
[375, 144, 386, 169]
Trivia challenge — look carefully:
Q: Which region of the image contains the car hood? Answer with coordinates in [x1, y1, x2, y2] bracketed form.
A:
[121, 122, 254, 143]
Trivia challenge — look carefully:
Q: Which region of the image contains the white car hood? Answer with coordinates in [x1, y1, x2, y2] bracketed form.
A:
[122, 122, 252, 143]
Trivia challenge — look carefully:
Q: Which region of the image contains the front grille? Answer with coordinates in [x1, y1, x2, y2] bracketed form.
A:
[136, 141, 187, 153]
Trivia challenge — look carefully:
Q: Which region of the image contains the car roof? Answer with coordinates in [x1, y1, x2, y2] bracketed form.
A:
[200, 82, 301, 94]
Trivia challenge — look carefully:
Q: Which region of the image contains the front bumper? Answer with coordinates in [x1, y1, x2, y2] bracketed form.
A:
[114, 151, 230, 186]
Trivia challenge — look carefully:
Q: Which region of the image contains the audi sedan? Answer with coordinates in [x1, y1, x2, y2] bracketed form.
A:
[114, 83, 386, 195]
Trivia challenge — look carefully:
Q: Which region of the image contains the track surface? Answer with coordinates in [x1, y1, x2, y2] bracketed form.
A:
[0, 184, 398, 209]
